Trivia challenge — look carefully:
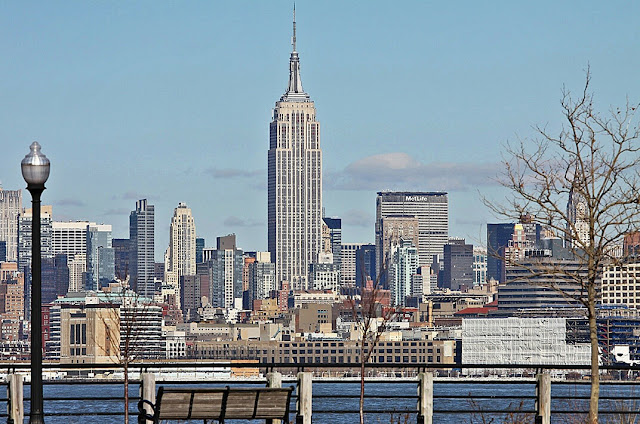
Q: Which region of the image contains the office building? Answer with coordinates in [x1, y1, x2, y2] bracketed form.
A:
[377, 215, 419, 282]
[0, 241, 6, 262]
[443, 238, 474, 290]
[248, 252, 276, 307]
[181, 274, 208, 322]
[68, 254, 86, 293]
[52, 221, 90, 257]
[486, 217, 540, 283]
[340, 243, 362, 288]
[376, 192, 448, 275]
[601, 263, 640, 308]
[130, 199, 155, 298]
[0, 262, 24, 322]
[566, 184, 589, 249]
[268, 11, 322, 290]
[473, 247, 487, 286]
[355, 244, 376, 287]
[86, 224, 114, 291]
[498, 256, 587, 312]
[389, 239, 419, 306]
[206, 234, 243, 309]
[112, 238, 131, 281]
[322, 217, 341, 269]
[18, 205, 53, 272]
[165, 202, 197, 307]
[309, 253, 340, 292]
[0, 188, 22, 262]
[42, 254, 69, 303]
[196, 237, 205, 264]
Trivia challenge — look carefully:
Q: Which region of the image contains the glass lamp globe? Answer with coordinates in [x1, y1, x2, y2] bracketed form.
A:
[21, 141, 50, 186]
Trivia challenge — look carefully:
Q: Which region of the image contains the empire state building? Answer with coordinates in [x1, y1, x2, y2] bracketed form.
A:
[268, 9, 322, 290]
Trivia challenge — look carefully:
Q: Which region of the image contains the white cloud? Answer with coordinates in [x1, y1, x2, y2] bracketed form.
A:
[326, 152, 499, 192]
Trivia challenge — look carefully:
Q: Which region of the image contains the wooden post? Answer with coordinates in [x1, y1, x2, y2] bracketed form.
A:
[536, 372, 551, 424]
[296, 372, 312, 424]
[7, 373, 23, 424]
[417, 372, 433, 424]
[267, 372, 283, 424]
[140, 372, 156, 424]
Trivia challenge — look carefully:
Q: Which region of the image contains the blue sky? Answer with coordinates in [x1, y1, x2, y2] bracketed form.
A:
[1, 1, 639, 260]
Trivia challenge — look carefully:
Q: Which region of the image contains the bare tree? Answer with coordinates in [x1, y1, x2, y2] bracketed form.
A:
[485, 69, 640, 423]
[349, 262, 399, 424]
[97, 280, 162, 424]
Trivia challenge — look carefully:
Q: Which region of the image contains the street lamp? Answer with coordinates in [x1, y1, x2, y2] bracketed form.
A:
[21, 141, 50, 424]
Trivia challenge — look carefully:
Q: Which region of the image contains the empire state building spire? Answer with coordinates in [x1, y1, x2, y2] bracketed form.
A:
[283, 5, 309, 101]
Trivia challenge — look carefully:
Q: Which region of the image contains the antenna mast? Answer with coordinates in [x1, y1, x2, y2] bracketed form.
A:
[292, 4, 297, 52]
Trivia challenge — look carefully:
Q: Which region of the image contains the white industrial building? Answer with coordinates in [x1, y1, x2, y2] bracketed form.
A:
[462, 317, 590, 371]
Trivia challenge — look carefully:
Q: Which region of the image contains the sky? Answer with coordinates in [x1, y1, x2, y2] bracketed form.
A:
[1, 1, 639, 260]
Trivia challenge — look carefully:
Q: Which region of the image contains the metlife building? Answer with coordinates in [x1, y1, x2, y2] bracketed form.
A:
[375, 192, 449, 275]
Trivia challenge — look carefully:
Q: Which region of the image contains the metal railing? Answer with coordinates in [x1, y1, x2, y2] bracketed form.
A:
[2, 362, 640, 423]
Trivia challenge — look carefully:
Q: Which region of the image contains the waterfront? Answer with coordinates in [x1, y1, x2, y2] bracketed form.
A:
[13, 380, 640, 423]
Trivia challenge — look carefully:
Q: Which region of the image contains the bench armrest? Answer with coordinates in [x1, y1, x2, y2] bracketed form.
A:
[137, 399, 156, 424]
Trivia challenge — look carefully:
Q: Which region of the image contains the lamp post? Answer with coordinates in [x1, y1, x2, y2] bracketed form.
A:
[21, 141, 50, 424]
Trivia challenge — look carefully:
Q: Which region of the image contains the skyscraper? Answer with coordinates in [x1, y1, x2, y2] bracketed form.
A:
[112, 238, 131, 281]
[52, 221, 93, 292]
[85, 224, 114, 291]
[195, 237, 205, 264]
[389, 239, 419, 306]
[165, 202, 196, 307]
[443, 238, 474, 290]
[567, 185, 589, 249]
[377, 215, 420, 282]
[248, 251, 276, 307]
[375, 192, 449, 275]
[0, 187, 22, 262]
[18, 205, 53, 273]
[486, 216, 541, 284]
[340, 243, 362, 288]
[322, 217, 342, 267]
[355, 244, 376, 287]
[207, 234, 243, 309]
[268, 9, 322, 290]
[130, 199, 155, 298]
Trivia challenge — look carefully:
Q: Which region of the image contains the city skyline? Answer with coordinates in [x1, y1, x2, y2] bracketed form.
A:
[1, 2, 639, 259]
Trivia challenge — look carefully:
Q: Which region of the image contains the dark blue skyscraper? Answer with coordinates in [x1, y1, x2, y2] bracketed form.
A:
[356, 244, 376, 287]
[130, 199, 155, 297]
[196, 237, 205, 264]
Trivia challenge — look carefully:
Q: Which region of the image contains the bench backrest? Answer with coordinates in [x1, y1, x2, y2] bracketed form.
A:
[155, 386, 293, 421]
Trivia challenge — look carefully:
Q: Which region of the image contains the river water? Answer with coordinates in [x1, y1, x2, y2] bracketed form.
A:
[19, 380, 640, 423]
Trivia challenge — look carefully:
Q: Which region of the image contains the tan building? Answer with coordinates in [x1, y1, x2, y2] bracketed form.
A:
[60, 304, 120, 364]
[0, 262, 24, 322]
[601, 262, 640, 308]
[190, 339, 457, 366]
[251, 298, 282, 322]
[292, 290, 341, 308]
[165, 203, 197, 308]
[295, 303, 335, 334]
[1, 263, 24, 342]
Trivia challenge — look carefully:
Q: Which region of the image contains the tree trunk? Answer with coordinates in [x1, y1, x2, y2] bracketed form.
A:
[360, 352, 365, 424]
[124, 361, 129, 424]
[588, 285, 599, 424]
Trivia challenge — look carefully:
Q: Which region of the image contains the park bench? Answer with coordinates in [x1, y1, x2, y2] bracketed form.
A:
[137, 385, 294, 423]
